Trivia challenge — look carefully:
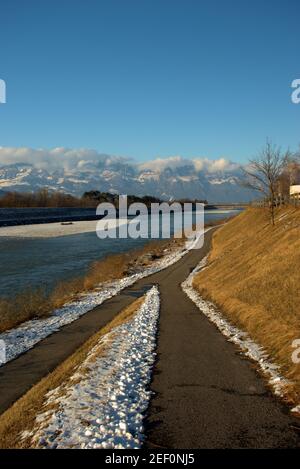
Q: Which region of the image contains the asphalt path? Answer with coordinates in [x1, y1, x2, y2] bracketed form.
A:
[0, 228, 299, 448]
[145, 230, 300, 448]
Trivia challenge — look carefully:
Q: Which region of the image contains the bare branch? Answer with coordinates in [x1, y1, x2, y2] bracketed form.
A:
[240, 141, 290, 225]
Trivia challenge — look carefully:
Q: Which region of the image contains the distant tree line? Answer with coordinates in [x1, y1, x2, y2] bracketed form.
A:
[0, 189, 96, 208]
[0, 188, 208, 209]
[82, 191, 162, 208]
[82, 191, 208, 208]
[0, 189, 163, 208]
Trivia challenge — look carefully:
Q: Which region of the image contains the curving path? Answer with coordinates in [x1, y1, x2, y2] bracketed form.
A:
[145, 230, 300, 448]
[0, 228, 299, 447]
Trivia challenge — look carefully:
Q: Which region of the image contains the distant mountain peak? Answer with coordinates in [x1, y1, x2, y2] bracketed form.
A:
[0, 150, 255, 203]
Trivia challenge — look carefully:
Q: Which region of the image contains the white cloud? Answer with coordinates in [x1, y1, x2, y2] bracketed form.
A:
[138, 156, 193, 172]
[0, 147, 132, 173]
[139, 155, 240, 174]
[193, 157, 240, 173]
[0, 147, 241, 175]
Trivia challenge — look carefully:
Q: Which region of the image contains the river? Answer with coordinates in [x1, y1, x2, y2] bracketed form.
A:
[0, 209, 241, 298]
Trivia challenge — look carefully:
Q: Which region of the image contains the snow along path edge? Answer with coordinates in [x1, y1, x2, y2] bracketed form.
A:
[0, 245, 185, 365]
[0, 228, 211, 366]
[21, 286, 160, 449]
[181, 257, 300, 414]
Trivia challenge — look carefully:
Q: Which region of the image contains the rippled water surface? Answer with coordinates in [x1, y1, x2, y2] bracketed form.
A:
[0, 210, 240, 297]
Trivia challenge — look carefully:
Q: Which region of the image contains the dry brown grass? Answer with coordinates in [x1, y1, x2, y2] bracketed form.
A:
[0, 216, 225, 333]
[0, 289, 51, 332]
[0, 295, 144, 449]
[0, 236, 183, 333]
[193, 207, 300, 402]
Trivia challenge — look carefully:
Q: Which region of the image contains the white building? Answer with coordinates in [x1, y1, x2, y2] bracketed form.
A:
[290, 185, 300, 199]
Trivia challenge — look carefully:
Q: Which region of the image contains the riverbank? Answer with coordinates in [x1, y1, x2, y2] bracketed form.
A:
[0, 219, 102, 237]
[0, 207, 101, 227]
[0, 209, 239, 237]
[0, 235, 184, 333]
[0, 221, 299, 448]
[0, 213, 232, 333]
[0, 294, 156, 449]
[0, 228, 215, 418]
[0, 208, 240, 302]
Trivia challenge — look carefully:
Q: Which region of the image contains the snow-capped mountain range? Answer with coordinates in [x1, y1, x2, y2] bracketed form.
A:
[0, 148, 254, 203]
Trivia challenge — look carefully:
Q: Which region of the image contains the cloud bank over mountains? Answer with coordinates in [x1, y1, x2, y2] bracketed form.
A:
[0, 147, 131, 172]
[0, 147, 254, 203]
[0, 147, 238, 174]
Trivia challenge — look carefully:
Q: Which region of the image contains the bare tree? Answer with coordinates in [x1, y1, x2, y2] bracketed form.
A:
[242, 141, 290, 225]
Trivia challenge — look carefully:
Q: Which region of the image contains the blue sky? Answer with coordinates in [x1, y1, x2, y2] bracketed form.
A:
[0, 0, 299, 164]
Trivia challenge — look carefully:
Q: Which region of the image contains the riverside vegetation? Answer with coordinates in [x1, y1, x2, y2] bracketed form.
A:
[0, 237, 182, 333]
[0, 215, 226, 333]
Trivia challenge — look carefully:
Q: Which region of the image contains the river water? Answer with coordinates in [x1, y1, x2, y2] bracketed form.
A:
[0, 209, 240, 298]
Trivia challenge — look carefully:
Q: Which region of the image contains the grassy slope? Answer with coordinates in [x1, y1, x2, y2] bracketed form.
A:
[0, 237, 182, 333]
[193, 207, 300, 401]
[0, 217, 223, 333]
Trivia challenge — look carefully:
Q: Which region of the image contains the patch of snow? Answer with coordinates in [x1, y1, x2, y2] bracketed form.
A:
[181, 257, 293, 399]
[0, 239, 190, 366]
[22, 286, 160, 449]
[137, 171, 160, 182]
[0, 180, 30, 187]
[68, 178, 89, 184]
[291, 404, 300, 415]
[102, 170, 117, 180]
[177, 175, 198, 182]
[208, 177, 237, 185]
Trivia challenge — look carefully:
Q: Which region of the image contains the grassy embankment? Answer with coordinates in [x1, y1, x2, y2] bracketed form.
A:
[193, 207, 300, 402]
[0, 237, 182, 333]
[0, 295, 144, 448]
[0, 217, 226, 333]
